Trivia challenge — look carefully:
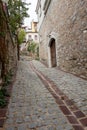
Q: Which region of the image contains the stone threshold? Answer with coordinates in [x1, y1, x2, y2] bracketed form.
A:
[30, 61, 87, 130]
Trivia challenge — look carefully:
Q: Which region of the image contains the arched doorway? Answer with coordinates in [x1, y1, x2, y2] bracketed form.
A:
[49, 38, 57, 67]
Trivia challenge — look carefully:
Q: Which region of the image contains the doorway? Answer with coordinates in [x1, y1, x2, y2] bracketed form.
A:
[50, 38, 57, 67]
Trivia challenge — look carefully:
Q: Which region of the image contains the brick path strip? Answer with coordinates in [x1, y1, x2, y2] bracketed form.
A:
[30, 62, 87, 130]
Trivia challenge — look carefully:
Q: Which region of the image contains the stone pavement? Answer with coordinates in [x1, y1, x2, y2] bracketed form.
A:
[31, 60, 87, 129]
[32, 60, 87, 116]
[3, 57, 74, 130]
[2, 56, 87, 130]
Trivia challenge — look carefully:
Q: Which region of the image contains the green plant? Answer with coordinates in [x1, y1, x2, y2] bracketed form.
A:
[0, 32, 6, 37]
[1, 87, 9, 97]
[0, 69, 12, 108]
[18, 29, 26, 45]
[3, 70, 13, 86]
[27, 42, 37, 53]
[0, 98, 7, 108]
[8, 0, 30, 34]
[0, 90, 7, 108]
[0, 90, 4, 99]
[35, 57, 40, 61]
[3, 75, 10, 86]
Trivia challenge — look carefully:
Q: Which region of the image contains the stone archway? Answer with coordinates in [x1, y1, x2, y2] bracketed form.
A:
[49, 38, 57, 67]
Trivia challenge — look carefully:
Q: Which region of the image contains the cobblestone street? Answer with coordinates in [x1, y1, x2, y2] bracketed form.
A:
[32, 60, 87, 115]
[2, 56, 87, 130]
[0, 0, 87, 129]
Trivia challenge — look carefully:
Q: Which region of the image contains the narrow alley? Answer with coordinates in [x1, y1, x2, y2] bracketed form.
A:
[0, 0, 87, 130]
[2, 56, 87, 130]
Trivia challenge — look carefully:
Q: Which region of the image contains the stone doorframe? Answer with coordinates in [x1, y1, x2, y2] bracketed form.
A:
[48, 32, 57, 67]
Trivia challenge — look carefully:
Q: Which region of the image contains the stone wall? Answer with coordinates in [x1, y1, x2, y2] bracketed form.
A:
[0, 1, 17, 80]
[7, 32, 17, 74]
[39, 0, 87, 77]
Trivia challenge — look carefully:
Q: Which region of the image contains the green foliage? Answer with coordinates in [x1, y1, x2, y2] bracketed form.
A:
[0, 70, 13, 108]
[0, 32, 6, 37]
[18, 29, 26, 44]
[0, 98, 7, 108]
[27, 42, 37, 53]
[3, 70, 13, 86]
[0, 87, 9, 97]
[8, 0, 30, 34]
[0, 89, 7, 108]
[0, 90, 4, 99]
[35, 57, 40, 60]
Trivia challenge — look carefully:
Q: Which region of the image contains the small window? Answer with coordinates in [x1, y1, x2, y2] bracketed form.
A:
[28, 35, 32, 40]
[35, 35, 37, 40]
[29, 35, 31, 38]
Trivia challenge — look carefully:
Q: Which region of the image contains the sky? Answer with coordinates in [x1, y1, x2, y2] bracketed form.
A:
[24, 0, 38, 27]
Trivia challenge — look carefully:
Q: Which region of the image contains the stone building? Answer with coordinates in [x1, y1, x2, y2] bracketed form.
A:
[36, 0, 87, 78]
[26, 21, 39, 43]
[20, 21, 39, 51]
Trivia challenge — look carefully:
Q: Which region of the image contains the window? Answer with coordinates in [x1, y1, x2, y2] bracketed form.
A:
[35, 35, 37, 40]
[28, 35, 32, 40]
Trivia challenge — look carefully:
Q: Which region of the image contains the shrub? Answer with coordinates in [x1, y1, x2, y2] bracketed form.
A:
[0, 90, 7, 108]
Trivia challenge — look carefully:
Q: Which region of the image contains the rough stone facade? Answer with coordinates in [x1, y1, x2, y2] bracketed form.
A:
[38, 0, 87, 77]
[7, 32, 17, 73]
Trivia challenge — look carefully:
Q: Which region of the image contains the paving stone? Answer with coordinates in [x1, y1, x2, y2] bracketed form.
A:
[47, 126, 56, 130]
[24, 116, 31, 122]
[72, 125, 84, 130]
[32, 60, 87, 115]
[28, 122, 37, 129]
[6, 127, 14, 130]
[3, 57, 75, 130]
[66, 116, 79, 124]
[18, 124, 27, 130]
[37, 126, 48, 130]
[80, 118, 87, 126]
[59, 105, 71, 115]
[16, 117, 24, 123]
[63, 125, 74, 130]
[5, 118, 14, 125]
[74, 111, 85, 118]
